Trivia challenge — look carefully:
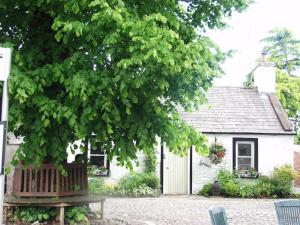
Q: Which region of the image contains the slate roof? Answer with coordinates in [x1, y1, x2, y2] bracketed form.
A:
[180, 87, 294, 135]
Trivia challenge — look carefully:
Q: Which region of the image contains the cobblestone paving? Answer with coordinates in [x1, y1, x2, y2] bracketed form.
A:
[90, 196, 280, 225]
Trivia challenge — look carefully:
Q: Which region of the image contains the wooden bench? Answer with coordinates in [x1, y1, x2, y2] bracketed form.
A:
[4, 195, 105, 225]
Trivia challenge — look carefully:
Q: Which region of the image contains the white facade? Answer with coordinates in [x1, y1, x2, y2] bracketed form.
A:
[191, 133, 294, 194]
[67, 133, 294, 194]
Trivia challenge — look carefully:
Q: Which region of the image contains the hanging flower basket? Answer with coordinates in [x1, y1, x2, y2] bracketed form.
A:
[209, 143, 226, 164]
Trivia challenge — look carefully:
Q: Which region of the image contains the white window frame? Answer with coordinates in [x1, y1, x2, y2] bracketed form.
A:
[235, 141, 254, 170]
[88, 139, 110, 176]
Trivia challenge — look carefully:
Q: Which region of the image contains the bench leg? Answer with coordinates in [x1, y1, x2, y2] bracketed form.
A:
[100, 201, 104, 219]
[3, 206, 8, 224]
[60, 206, 64, 225]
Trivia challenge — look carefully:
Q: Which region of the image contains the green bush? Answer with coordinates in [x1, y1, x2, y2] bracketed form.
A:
[14, 207, 56, 223]
[142, 173, 160, 189]
[215, 166, 297, 198]
[217, 169, 241, 196]
[222, 181, 241, 197]
[239, 183, 259, 198]
[65, 205, 89, 225]
[88, 177, 105, 194]
[117, 172, 159, 195]
[271, 165, 297, 197]
[255, 176, 272, 197]
[199, 183, 212, 197]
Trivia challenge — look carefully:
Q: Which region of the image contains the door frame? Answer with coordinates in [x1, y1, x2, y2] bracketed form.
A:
[160, 145, 193, 195]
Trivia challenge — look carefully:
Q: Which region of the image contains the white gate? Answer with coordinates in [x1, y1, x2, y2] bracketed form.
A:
[163, 148, 189, 194]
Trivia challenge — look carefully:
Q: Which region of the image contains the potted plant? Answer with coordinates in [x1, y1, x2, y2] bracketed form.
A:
[209, 142, 226, 164]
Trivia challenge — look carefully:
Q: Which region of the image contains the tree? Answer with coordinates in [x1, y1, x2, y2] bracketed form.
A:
[276, 70, 300, 144]
[0, 0, 252, 169]
[276, 71, 300, 118]
[260, 28, 300, 144]
[261, 28, 300, 75]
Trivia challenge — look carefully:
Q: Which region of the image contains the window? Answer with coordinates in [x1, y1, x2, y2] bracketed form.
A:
[88, 139, 110, 176]
[233, 138, 258, 171]
[236, 142, 254, 170]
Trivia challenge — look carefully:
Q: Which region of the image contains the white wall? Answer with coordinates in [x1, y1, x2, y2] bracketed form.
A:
[67, 134, 293, 193]
[192, 134, 294, 194]
[104, 152, 145, 184]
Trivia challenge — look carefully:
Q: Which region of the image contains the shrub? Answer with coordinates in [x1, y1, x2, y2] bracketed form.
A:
[214, 166, 297, 198]
[255, 176, 272, 197]
[14, 207, 56, 223]
[88, 177, 105, 194]
[239, 183, 259, 198]
[217, 169, 236, 185]
[217, 169, 241, 196]
[142, 173, 160, 189]
[271, 165, 297, 197]
[65, 205, 89, 225]
[199, 183, 212, 197]
[117, 172, 159, 194]
[132, 184, 154, 196]
[222, 181, 241, 197]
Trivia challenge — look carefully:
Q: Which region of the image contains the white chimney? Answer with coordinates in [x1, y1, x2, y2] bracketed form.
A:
[254, 52, 276, 93]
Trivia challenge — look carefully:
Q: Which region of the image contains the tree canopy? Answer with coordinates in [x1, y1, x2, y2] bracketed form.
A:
[1, 0, 251, 168]
[261, 28, 300, 76]
[260, 28, 300, 144]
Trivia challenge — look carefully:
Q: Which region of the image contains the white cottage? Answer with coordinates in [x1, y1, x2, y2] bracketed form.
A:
[70, 59, 295, 195]
[158, 59, 295, 195]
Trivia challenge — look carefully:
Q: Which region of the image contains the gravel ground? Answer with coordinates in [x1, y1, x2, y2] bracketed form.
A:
[90, 196, 280, 225]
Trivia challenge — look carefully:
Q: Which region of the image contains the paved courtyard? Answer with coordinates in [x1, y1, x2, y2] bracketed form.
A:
[90, 196, 280, 225]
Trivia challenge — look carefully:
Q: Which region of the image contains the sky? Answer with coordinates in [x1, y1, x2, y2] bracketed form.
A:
[208, 0, 300, 86]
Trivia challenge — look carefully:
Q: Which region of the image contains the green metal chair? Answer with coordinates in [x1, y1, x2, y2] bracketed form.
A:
[209, 206, 229, 225]
[274, 200, 300, 225]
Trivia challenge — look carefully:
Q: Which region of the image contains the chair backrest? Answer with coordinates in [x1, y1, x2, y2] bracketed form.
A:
[209, 206, 229, 225]
[274, 200, 300, 225]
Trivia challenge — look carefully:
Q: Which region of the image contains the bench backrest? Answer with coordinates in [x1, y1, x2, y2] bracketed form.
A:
[209, 206, 229, 225]
[275, 200, 300, 225]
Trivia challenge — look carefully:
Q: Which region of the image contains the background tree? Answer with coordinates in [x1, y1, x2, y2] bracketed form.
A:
[0, 0, 252, 168]
[261, 28, 300, 76]
[260, 28, 300, 144]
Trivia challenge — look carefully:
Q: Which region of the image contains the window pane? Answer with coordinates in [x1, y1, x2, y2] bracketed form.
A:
[237, 157, 252, 170]
[90, 155, 105, 167]
[90, 142, 105, 155]
[238, 143, 251, 156]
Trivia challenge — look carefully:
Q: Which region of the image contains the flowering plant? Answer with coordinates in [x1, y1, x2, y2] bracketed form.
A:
[209, 143, 226, 164]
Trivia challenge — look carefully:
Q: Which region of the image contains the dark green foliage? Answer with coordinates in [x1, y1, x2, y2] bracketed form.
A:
[144, 152, 157, 174]
[199, 183, 212, 197]
[65, 205, 89, 225]
[1, 0, 251, 168]
[14, 205, 89, 224]
[14, 207, 56, 223]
